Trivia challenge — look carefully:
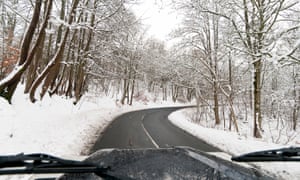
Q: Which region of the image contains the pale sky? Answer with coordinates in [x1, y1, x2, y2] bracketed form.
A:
[130, 0, 181, 41]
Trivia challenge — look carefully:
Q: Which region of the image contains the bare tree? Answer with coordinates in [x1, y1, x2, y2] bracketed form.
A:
[29, 0, 79, 102]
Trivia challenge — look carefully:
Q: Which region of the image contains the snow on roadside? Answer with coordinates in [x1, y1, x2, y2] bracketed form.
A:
[0, 92, 117, 156]
[169, 108, 300, 180]
[0, 87, 185, 157]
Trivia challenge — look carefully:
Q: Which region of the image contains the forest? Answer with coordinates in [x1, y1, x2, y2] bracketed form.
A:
[0, 0, 299, 141]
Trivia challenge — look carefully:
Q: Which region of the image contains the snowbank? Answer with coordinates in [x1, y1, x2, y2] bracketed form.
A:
[0, 92, 119, 156]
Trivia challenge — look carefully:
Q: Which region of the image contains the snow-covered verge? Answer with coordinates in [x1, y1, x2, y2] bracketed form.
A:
[0, 87, 184, 157]
[169, 108, 300, 180]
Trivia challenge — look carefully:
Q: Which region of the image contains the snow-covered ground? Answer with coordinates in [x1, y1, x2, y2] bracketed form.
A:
[169, 108, 300, 180]
[0, 87, 183, 157]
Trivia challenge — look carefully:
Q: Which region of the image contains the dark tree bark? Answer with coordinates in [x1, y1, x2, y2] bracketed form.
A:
[29, 0, 79, 102]
[24, 29, 45, 93]
[292, 66, 299, 130]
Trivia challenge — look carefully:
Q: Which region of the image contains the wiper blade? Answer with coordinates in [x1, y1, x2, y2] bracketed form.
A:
[231, 147, 300, 162]
[0, 153, 113, 178]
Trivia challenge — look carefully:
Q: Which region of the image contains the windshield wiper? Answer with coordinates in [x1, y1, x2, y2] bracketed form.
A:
[0, 153, 115, 179]
[231, 147, 300, 162]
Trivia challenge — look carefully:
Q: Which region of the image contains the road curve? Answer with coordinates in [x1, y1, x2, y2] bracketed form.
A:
[90, 107, 220, 153]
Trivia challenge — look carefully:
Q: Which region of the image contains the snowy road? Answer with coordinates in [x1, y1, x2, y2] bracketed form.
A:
[90, 107, 220, 153]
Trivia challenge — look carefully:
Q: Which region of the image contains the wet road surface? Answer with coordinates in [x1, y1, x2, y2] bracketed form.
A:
[90, 107, 220, 153]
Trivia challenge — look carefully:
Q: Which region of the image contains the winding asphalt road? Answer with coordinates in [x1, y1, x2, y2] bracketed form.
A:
[90, 107, 220, 153]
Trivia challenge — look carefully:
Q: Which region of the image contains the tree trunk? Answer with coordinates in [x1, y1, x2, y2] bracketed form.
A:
[228, 51, 234, 130]
[65, 65, 74, 97]
[24, 30, 45, 93]
[121, 65, 128, 105]
[253, 60, 262, 138]
[74, 62, 85, 104]
[129, 64, 137, 105]
[172, 85, 178, 102]
[229, 97, 239, 132]
[162, 83, 167, 101]
[29, 0, 79, 102]
[292, 66, 299, 130]
[46, 23, 53, 60]
[49, 64, 66, 96]
[213, 81, 220, 124]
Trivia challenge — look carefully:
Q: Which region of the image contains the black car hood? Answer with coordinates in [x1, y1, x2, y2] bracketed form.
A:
[59, 147, 273, 180]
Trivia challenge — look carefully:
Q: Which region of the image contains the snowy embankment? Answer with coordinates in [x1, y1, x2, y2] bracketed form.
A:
[169, 108, 300, 180]
[0, 87, 183, 157]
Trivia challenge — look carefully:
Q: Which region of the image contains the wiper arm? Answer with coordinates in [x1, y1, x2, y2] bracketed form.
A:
[231, 147, 300, 162]
[0, 153, 114, 179]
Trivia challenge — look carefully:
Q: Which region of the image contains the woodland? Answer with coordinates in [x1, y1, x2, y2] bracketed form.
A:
[0, 0, 299, 140]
